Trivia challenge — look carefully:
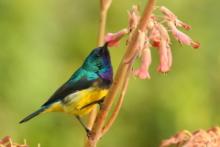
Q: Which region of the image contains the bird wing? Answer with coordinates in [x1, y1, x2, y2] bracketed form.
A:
[42, 69, 98, 107]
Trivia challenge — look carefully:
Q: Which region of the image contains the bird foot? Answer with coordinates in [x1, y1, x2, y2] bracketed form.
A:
[97, 99, 104, 110]
[86, 129, 93, 138]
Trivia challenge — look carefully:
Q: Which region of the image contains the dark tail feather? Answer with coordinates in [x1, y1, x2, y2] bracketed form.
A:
[19, 107, 47, 124]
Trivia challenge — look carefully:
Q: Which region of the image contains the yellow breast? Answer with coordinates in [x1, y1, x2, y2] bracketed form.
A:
[62, 88, 108, 116]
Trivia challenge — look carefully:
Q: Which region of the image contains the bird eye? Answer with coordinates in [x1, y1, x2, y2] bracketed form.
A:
[97, 64, 102, 69]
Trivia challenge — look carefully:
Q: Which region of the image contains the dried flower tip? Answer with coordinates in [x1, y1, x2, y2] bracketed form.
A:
[133, 48, 152, 79]
[176, 19, 192, 30]
[0, 136, 28, 147]
[191, 41, 200, 49]
[160, 130, 192, 147]
[105, 28, 129, 47]
[128, 5, 140, 31]
[161, 127, 220, 147]
[169, 22, 200, 49]
[0, 136, 10, 144]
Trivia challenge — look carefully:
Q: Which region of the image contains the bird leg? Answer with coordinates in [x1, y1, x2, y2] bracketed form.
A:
[75, 115, 91, 135]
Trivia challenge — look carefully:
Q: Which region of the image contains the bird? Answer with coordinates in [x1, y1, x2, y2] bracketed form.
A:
[19, 43, 113, 133]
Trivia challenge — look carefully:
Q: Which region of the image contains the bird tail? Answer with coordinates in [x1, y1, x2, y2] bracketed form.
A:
[19, 107, 47, 124]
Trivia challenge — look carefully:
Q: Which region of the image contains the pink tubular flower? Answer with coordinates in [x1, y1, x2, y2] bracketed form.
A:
[160, 6, 200, 49]
[168, 22, 200, 49]
[160, 6, 191, 30]
[149, 25, 161, 48]
[109, 5, 200, 80]
[133, 46, 152, 79]
[160, 6, 176, 21]
[157, 43, 173, 73]
[167, 45, 172, 68]
[104, 28, 129, 47]
[157, 39, 171, 73]
[156, 24, 172, 73]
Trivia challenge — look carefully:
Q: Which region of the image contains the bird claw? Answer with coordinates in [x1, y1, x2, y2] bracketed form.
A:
[98, 101, 104, 110]
[86, 129, 93, 138]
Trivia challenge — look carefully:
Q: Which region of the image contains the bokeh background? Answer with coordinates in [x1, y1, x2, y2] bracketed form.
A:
[0, 0, 219, 146]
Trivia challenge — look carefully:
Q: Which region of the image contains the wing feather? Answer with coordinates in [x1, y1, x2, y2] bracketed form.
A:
[42, 68, 98, 106]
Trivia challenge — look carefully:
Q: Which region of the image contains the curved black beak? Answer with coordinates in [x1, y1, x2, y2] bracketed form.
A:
[99, 42, 109, 54]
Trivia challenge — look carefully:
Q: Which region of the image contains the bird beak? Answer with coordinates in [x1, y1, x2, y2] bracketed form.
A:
[100, 43, 108, 54]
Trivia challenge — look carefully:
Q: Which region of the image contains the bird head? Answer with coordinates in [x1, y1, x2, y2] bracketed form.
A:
[82, 43, 113, 80]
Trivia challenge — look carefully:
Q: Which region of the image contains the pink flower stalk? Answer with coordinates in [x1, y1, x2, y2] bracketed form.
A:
[160, 6, 191, 30]
[105, 29, 129, 47]
[133, 46, 152, 79]
[168, 22, 200, 49]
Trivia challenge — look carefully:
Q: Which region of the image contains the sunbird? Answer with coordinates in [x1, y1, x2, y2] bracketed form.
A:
[19, 43, 113, 133]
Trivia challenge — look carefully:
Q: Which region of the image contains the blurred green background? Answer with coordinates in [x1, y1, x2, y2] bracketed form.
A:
[0, 0, 219, 146]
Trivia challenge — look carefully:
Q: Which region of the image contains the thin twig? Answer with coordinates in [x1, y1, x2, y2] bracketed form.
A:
[84, 0, 112, 147]
[102, 65, 131, 135]
[87, 0, 112, 129]
[86, 0, 156, 147]
[97, 10, 107, 45]
[87, 108, 97, 129]
[98, 0, 112, 45]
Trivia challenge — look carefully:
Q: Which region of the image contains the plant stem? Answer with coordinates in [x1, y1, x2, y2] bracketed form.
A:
[87, 109, 97, 130]
[85, 0, 111, 147]
[97, 0, 112, 45]
[102, 64, 131, 135]
[85, 0, 156, 147]
[97, 11, 107, 45]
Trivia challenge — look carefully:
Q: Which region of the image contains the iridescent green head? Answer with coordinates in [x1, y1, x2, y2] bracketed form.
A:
[82, 43, 113, 81]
